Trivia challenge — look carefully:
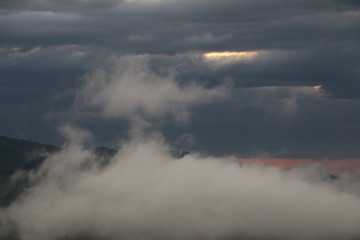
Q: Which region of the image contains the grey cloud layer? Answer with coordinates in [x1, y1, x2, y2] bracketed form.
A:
[1, 0, 358, 53]
[2, 0, 359, 97]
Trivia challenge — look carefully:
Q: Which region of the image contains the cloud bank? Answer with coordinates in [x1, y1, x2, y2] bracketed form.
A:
[1, 127, 360, 240]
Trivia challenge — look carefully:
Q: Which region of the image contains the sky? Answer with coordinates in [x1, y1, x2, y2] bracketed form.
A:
[1, 0, 360, 158]
[2, 1, 360, 239]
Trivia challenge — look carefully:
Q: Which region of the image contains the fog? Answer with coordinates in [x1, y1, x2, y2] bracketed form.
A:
[1, 126, 360, 240]
[75, 55, 228, 122]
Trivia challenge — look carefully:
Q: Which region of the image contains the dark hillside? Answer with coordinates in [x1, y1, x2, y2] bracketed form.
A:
[0, 136, 60, 206]
[0, 136, 60, 184]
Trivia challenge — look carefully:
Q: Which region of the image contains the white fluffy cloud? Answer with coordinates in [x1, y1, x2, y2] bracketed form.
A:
[2, 127, 360, 240]
[75, 55, 228, 122]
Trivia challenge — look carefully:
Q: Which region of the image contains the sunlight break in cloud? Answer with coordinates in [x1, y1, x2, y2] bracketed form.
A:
[203, 51, 262, 64]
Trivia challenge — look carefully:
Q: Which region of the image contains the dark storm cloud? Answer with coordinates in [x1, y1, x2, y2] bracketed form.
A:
[180, 88, 360, 158]
[1, 0, 358, 53]
[1, 0, 359, 92]
[0, 0, 359, 156]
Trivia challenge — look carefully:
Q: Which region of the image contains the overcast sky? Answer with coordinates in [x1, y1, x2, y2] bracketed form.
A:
[1, 0, 360, 159]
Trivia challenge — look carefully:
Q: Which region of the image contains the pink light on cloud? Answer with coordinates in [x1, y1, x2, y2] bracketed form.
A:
[235, 158, 360, 176]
